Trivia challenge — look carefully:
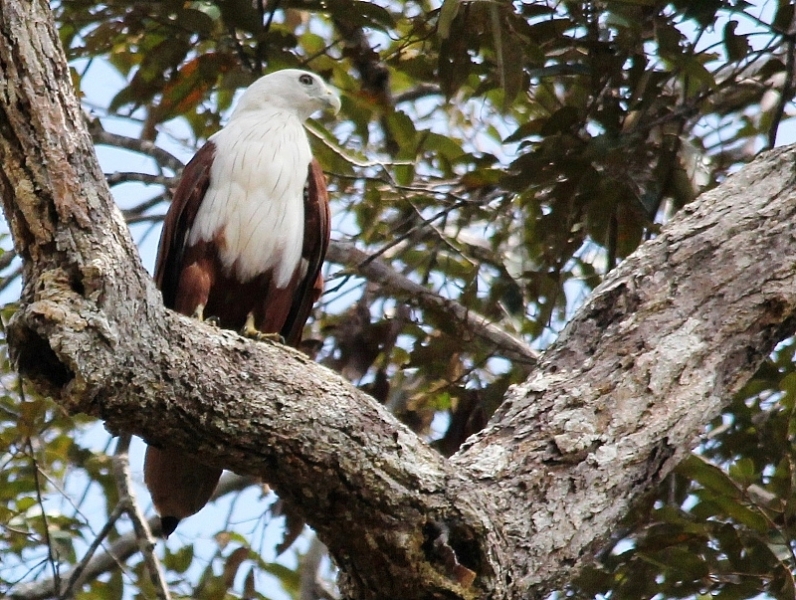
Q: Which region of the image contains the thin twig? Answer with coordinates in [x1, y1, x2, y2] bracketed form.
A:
[357, 198, 471, 270]
[394, 83, 442, 104]
[36, 468, 112, 542]
[299, 534, 338, 600]
[106, 172, 175, 187]
[91, 129, 184, 174]
[124, 212, 167, 226]
[122, 194, 170, 222]
[0, 264, 22, 295]
[229, 25, 255, 73]
[111, 434, 171, 600]
[8, 474, 255, 600]
[59, 504, 125, 599]
[305, 122, 413, 169]
[26, 436, 60, 594]
[257, 0, 281, 74]
[0, 247, 16, 271]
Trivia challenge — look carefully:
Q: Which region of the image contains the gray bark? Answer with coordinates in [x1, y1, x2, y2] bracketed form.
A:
[2, 1, 796, 599]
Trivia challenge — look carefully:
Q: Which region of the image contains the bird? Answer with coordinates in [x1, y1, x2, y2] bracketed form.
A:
[144, 69, 340, 537]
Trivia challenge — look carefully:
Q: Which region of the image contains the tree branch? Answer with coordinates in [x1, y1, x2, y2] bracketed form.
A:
[325, 241, 538, 367]
[90, 128, 184, 174]
[451, 150, 796, 593]
[111, 434, 171, 600]
[3, 2, 796, 600]
[58, 503, 125, 600]
[106, 171, 173, 187]
[8, 474, 256, 600]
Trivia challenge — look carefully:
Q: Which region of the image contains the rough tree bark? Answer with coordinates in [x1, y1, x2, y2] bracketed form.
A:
[2, 1, 796, 599]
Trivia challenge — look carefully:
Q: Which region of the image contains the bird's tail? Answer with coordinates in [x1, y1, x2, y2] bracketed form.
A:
[144, 445, 222, 537]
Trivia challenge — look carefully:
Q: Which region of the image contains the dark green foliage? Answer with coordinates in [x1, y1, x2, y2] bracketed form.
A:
[2, 1, 795, 598]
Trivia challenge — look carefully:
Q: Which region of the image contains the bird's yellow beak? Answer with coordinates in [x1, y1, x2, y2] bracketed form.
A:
[324, 89, 342, 115]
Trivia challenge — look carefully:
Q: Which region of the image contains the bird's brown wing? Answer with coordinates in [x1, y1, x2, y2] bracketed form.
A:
[281, 158, 331, 347]
[154, 141, 216, 307]
[147, 141, 221, 538]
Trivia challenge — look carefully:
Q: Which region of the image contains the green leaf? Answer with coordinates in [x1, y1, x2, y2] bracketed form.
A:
[438, 0, 460, 39]
[774, 1, 795, 32]
[723, 20, 751, 63]
[713, 495, 769, 533]
[177, 7, 217, 36]
[164, 544, 194, 574]
[259, 562, 301, 595]
[727, 457, 757, 488]
[681, 56, 717, 92]
[422, 132, 464, 161]
[655, 21, 684, 58]
[678, 455, 740, 498]
[16, 496, 36, 512]
[490, 4, 525, 110]
[385, 109, 417, 151]
[326, 0, 395, 30]
[540, 106, 580, 135]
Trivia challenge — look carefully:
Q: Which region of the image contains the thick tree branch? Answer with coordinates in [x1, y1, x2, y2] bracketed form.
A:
[452, 151, 796, 592]
[2, 2, 796, 600]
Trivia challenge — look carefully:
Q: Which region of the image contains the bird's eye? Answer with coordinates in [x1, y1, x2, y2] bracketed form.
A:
[299, 74, 314, 86]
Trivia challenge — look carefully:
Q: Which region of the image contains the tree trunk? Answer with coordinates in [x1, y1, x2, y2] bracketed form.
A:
[1, 1, 796, 599]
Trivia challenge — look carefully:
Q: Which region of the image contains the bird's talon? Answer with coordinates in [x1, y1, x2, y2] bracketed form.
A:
[243, 329, 285, 344]
[241, 313, 284, 342]
[191, 304, 205, 321]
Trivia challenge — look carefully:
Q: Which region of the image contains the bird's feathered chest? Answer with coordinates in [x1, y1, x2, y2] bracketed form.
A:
[188, 112, 311, 286]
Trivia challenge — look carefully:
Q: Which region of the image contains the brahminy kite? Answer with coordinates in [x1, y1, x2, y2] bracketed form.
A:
[144, 69, 340, 536]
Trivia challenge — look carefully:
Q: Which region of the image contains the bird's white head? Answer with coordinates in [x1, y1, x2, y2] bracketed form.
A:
[231, 69, 341, 122]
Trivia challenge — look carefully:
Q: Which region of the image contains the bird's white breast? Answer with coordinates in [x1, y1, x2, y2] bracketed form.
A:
[189, 109, 311, 286]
